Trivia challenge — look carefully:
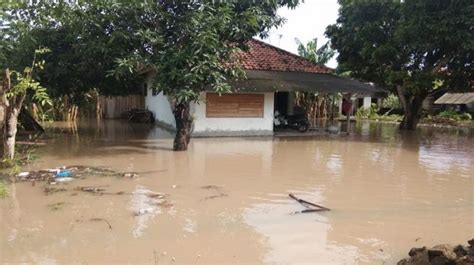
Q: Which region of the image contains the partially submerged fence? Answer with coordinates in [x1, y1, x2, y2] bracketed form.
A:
[99, 95, 145, 119]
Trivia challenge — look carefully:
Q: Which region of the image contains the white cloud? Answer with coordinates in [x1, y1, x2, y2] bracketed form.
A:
[259, 0, 340, 69]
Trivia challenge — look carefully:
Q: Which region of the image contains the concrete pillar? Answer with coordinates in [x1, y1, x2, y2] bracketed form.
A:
[377, 98, 383, 108]
[363, 96, 372, 109]
[352, 98, 358, 112]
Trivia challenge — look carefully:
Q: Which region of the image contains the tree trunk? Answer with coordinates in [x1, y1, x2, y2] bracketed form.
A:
[173, 102, 192, 151]
[0, 78, 5, 135]
[3, 106, 19, 160]
[2, 69, 26, 160]
[399, 100, 423, 130]
[397, 85, 426, 130]
[95, 95, 102, 121]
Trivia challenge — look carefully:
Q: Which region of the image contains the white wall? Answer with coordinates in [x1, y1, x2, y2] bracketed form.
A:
[192, 92, 274, 136]
[143, 71, 274, 136]
[144, 76, 176, 129]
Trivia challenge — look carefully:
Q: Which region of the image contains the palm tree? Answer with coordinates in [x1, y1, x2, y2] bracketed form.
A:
[294, 38, 336, 124]
[294, 38, 335, 65]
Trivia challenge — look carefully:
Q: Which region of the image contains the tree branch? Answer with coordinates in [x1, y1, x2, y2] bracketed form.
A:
[431, 56, 449, 74]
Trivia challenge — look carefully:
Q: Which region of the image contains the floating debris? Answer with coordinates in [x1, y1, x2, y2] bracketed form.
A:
[201, 185, 228, 200]
[47, 202, 66, 211]
[54, 177, 74, 183]
[203, 193, 228, 200]
[123, 172, 139, 179]
[135, 207, 155, 216]
[75, 186, 107, 194]
[44, 186, 67, 195]
[201, 185, 223, 190]
[89, 218, 113, 230]
[147, 193, 166, 199]
[56, 170, 73, 178]
[12, 165, 129, 183]
[72, 217, 113, 231]
[129, 186, 170, 238]
[17, 172, 30, 178]
[151, 200, 174, 208]
[289, 193, 330, 214]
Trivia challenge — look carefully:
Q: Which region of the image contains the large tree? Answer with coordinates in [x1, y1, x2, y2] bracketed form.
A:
[1, 1, 154, 158]
[326, 0, 473, 130]
[3, 1, 301, 152]
[27, 3, 148, 119]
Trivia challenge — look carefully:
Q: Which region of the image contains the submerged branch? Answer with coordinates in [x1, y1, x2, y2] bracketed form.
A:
[289, 193, 331, 212]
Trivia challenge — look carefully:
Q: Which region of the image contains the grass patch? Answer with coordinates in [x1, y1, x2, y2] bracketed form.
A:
[0, 182, 8, 198]
[0, 181, 8, 198]
[0, 143, 39, 174]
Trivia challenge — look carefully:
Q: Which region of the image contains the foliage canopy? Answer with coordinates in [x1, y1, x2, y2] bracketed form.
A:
[326, 0, 473, 129]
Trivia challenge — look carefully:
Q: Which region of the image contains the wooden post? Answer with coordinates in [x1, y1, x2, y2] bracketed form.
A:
[346, 106, 351, 134]
[0, 74, 5, 132]
[329, 93, 334, 121]
[342, 93, 353, 134]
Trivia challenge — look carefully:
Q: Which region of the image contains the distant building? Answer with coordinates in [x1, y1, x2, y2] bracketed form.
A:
[434, 92, 474, 112]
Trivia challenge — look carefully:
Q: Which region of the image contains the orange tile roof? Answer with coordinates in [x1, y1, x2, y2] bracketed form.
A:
[238, 39, 334, 74]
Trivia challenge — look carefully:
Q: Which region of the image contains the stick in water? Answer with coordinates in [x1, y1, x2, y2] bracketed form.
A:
[289, 193, 331, 211]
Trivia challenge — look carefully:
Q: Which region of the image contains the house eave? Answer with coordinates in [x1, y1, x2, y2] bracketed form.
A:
[229, 70, 386, 97]
[434, 92, 474, 104]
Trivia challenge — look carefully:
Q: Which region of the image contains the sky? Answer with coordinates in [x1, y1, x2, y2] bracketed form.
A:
[259, 0, 340, 68]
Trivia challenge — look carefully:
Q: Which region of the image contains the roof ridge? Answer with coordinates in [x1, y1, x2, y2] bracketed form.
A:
[249, 38, 335, 72]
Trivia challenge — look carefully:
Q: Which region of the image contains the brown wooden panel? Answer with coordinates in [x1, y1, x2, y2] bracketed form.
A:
[206, 93, 264, 118]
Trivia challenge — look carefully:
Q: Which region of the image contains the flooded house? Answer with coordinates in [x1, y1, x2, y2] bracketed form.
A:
[144, 39, 381, 136]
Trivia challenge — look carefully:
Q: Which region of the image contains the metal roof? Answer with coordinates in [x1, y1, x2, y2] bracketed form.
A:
[229, 70, 385, 96]
[434, 92, 474, 104]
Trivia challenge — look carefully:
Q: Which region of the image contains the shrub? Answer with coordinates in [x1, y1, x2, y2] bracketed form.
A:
[382, 94, 401, 109]
[0, 182, 8, 198]
[355, 103, 379, 120]
[437, 110, 472, 121]
[460, 112, 472, 120]
[438, 109, 459, 119]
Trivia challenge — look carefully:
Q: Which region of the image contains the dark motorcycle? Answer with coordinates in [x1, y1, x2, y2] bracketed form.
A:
[274, 112, 309, 132]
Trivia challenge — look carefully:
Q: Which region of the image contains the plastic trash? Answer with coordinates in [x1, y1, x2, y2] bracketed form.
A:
[55, 170, 73, 178]
[135, 207, 155, 216]
[18, 172, 30, 178]
[123, 173, 139, 178]
[54, 177, 74, 183]
[48, 168, 60, 174]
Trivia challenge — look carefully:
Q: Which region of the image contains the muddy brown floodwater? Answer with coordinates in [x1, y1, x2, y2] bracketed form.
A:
[1, 121, 473, 264]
